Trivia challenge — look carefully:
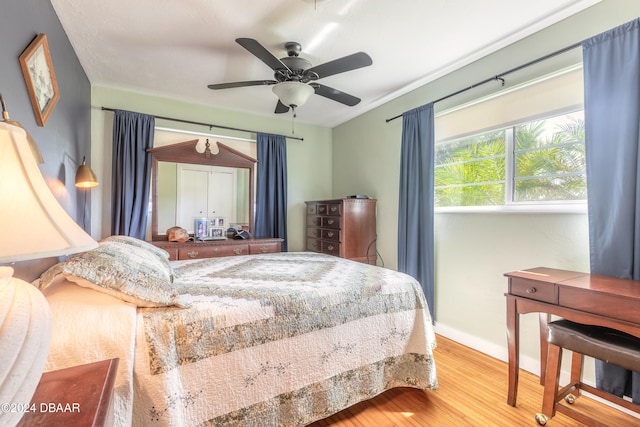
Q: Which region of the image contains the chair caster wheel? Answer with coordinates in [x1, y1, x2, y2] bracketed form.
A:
[535, 413, 548, 425]
[565, 394, 576, 404]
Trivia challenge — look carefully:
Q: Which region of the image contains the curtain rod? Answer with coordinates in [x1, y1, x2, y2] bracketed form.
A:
[100, 107, 304, 141]
[385, 40, 583, 123]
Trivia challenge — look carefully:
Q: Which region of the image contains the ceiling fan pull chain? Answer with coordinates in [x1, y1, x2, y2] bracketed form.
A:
[291, 106, 296, 134]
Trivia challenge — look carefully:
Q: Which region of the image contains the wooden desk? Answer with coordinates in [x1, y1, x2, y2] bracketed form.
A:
[16, 358, 119, 426]
[505, 267, 640, 407]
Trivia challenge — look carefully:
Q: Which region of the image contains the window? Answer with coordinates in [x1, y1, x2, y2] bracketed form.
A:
[435, 110, 585, 208]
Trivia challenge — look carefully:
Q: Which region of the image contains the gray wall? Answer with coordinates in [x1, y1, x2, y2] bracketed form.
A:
[1, 0, 91, 279]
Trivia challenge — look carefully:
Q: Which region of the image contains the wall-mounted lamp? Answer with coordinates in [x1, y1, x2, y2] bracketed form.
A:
[0, 121, 98, 426]
[75, 156, 98, 188]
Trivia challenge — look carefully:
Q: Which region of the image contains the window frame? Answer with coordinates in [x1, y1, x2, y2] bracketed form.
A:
[434, 107, 587, 214]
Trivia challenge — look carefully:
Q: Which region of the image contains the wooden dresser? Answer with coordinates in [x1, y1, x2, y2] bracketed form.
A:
[305, 198, 377, 264]
[152, 237, 282, 261]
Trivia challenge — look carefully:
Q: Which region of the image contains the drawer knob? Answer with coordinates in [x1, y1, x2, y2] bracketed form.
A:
[330, 206, 337, 212]
[327, 245, 334, 251]
[233, 248, 243, 255]
[526, 287, 537, 294]
[259, 247, 269, 253]
[327, 219, 334, 225]
[187, 251, 198, 258]
[327, 232, 334, 237]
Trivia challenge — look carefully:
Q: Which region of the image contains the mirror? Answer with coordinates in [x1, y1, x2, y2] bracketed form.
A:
[149, 139, 256, 241]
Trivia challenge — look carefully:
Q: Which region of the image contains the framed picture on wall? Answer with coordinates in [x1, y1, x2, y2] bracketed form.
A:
[19, 33, 60, 126]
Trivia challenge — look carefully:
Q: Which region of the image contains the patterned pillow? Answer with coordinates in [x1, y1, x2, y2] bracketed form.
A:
[101, 235, 170, 263]
[40, 241, 182, 307]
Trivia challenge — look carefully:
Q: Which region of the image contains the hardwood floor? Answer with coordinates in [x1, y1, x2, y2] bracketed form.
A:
[309, 335, 639, 426]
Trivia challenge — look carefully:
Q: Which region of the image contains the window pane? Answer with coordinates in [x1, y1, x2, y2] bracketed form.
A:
[514, 112, 585, 202]
[435, 130, 505, 207]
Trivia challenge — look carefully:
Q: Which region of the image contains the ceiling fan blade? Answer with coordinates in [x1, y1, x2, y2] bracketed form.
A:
[305, 52, 372, 79]
[275, 100, 290, 114]
[208, 80, 277, 90]
[236, 38, 291, 72]
[313, 84, 361, 106]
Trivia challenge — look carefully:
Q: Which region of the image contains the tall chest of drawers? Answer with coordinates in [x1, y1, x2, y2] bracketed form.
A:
[305, 198, 377, 265]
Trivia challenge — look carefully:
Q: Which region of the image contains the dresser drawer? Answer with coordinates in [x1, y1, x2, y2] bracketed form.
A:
[307, 227, 322, 238]
[322, 216, 340, 229]
[322, 228, 340, 242]
[321, 241, 341, 256]
[249, 242, 281, 254]
[308, 215, 322, 227]
[326, 203, 342, 216]
[178, 244, 249, 259]
[509, 277, 557, 304]
[316, 204, 328, 215]
[306, 238, 321, 253]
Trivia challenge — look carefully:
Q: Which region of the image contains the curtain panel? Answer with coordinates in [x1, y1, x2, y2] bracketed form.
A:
[111, 110, 155, 239]
[583, 18, 640, 403]
[255, 132, 288, 251]
[398, 103, 435, 317]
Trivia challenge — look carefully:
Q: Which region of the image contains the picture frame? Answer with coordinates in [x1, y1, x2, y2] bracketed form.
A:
[19, 34, 60, 126]
[209, 227, 226, 240]
[194, 217, 208, 240]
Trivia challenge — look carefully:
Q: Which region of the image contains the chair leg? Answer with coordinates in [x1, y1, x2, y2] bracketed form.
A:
[569, 351, 583, 399]
[541, 343, 563, 417]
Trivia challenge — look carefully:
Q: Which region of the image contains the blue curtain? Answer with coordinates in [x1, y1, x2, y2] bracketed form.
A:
[111, 110, 155, 239]
[255, 132, 288, 251]
[398, 103, 435, 317]
[583, 18, 640, 403]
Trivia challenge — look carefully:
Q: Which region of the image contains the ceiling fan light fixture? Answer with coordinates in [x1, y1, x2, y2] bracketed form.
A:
[272, 81, 314, 108]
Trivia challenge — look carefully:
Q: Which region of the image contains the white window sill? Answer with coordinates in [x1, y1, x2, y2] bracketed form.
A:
[435, 203, 587, 214]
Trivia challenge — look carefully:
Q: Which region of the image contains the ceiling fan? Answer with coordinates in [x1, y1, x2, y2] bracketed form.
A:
[207, 38, 372, 114]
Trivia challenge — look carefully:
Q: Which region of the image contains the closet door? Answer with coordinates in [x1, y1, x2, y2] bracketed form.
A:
[208, 167, 237, 224]
[176, 165, 210, 232]
[176, 164, 237, 232]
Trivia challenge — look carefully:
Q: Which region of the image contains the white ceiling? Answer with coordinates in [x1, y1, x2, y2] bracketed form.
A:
[51, 0, 600, 128]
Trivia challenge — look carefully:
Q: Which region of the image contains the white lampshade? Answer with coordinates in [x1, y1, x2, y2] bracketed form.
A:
[272, 81, 314, 107]
[0, 122, 98, 262]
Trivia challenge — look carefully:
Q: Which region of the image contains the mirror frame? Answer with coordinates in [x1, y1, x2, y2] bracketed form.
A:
[148, 139, 256, 241]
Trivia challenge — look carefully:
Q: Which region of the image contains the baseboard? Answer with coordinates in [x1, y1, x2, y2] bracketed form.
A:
[434, 322, 541, 376]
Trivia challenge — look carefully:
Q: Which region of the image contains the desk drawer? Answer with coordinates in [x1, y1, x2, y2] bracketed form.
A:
[509, 277, 557, 304]
[559, 287, 640, 324]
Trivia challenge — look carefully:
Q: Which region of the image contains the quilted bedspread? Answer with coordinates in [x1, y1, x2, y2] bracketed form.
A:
[132, 252, 438, 426]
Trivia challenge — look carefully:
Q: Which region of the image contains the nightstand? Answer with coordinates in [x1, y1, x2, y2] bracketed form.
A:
[16, 358, 119, 427]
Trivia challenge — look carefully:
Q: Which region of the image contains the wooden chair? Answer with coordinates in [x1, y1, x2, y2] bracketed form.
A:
[535, 319, 640, 426]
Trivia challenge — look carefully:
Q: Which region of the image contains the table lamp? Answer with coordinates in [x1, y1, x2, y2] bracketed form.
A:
[0, 121, 98, 426]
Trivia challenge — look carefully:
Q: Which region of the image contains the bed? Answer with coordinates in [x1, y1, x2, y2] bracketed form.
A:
[37, 236, 438, 426]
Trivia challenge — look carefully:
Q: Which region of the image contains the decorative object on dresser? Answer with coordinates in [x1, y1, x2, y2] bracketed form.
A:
[152, 237, 282, 260]
[0, 121, 98, 427]
[305, 198, 377, 264]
